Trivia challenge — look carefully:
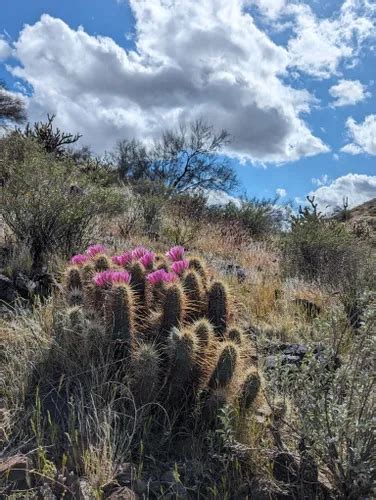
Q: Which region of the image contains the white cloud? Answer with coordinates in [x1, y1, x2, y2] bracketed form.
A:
[310, 173, 376, 212]
[274, 0, 376, 78]
[341, 115, 376, 155]
[205, 189, 242, 207]
[312, 174, 330, 187]
[0, 38, 12, 61]
[9, 5, 329, 161]
[329, 79, 370, 107]
[276, 187, 287, 197]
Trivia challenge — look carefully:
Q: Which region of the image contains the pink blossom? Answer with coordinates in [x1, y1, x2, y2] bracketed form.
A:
[140, 251, 155, 269]
[112, 252, 132, 267]
[166, 246, 185, 261]
[70, 254, 90, 266]
[109, 271, 131, 284]
[171, 259, 189, 275]
[86, 244, 107, 257]
[131, 246, 149, 260]
[147, 269, 178, 285]
[93, 270, 113, 287]
[93, 270, 131, 287]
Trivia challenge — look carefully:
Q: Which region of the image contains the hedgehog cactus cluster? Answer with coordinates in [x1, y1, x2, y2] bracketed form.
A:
[64, 244, 261, 425]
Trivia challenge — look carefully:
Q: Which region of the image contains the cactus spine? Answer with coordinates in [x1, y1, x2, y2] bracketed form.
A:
[209, 342, 238, 389]
[105, 284, 135, 353]
[183, 270, 205, 320]
[239, 366, 261, 410]
[94, 254, 111, 271]
[208, 281, 229, 337]
[160, 283, 185, 336]
[131, 343, 160, 405]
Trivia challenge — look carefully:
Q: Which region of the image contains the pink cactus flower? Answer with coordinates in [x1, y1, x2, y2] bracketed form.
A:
[171, 259, 189, 275]
[93, 270, 113, 287]
[112, 252, 132, 267]
[86, 244, 107, 257]
[131, 246, 149, 260]
[147, 269, 178, 285]
[166, 245, 185, 261]
[140, 251, 155, 269]
[70, 254, 90, 266]
[109, 271, 131, 284]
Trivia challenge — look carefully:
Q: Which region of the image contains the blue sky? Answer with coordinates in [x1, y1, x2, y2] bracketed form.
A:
[0, 0, 375, 211]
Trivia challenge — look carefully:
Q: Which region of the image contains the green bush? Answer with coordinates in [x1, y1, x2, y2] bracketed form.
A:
[208, 197, 286, 239]
[0, 136, 125, 270]
[282, 196, 364, 289]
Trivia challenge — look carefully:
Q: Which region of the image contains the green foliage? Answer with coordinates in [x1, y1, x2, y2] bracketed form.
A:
[282, 195, 364, 289]
[266, 299, 376, 499]
[208, 196, 286, 239]
[0, 137, 125, 269]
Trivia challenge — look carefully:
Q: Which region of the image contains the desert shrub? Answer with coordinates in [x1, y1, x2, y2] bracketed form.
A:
[282, 196, 365, 290]
[162, 192, 207, 246]
[0, 137, 125, 270]
[266, 295, 376, 498]
[208, 197, 286, 239]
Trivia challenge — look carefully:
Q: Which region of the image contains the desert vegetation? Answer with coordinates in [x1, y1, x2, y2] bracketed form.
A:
[0, 116, 375, 499]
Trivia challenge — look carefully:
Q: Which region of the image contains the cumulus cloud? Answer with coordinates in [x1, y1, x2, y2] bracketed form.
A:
[0, 38, 12, 60]
[310, 173, 376, 212]
[341, 115, 376, 155]
[9, 2, 330, 161]
[251, 0, 376, 79]
[205, 189, 242, 207]
[329, 79, 370, 107]
[276, 187, 287, 197]
[312, 174, 330, 187]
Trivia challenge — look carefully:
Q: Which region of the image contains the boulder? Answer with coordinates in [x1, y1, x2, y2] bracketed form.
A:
[0, 273, 16, 303]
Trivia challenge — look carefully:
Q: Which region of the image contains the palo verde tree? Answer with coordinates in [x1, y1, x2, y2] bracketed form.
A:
[116, 118, 238, 194]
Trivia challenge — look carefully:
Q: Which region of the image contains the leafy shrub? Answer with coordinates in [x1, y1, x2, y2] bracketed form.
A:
[0, 136, 125, 270]
[282, 196, 364, 290]
[208, 197, 286, 239]
[266, 296, 376, 498]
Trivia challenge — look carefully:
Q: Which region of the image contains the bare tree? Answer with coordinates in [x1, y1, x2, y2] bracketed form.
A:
[116, 119, 237, 193]
[0, 81, 27, 124]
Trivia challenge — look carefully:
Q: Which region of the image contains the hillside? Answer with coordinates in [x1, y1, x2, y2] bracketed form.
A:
[347, 197, 376, 231]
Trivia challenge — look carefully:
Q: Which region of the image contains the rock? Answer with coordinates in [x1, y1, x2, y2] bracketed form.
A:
[265, 343, 341, 371]
[0, 273, 16, 303]
[75, 478, 96, 499]
[226, 263, 247, 282]
[0, 455, 31, 491]
[13, 271, 35, 299]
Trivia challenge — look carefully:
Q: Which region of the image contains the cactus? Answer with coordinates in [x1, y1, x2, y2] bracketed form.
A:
[94, 254, 111, 272]
[227, 327, 243, 345]
[58, 244, 262, 439]
[160, 283, 185, 337]
[183, 270, 205, 320]
[188, 257, 208, 285]
[105, 284, 135, 353]
[131, 343, 160, 405]
[239, 366, 261, 410]
[208, 281, 229, 337]
[81, 262, 95, 285]
[209, 342, 238, 389]
[166, 327, 198, 403]
[66, 267, 83, 291]
[192, 319, 213, 349]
